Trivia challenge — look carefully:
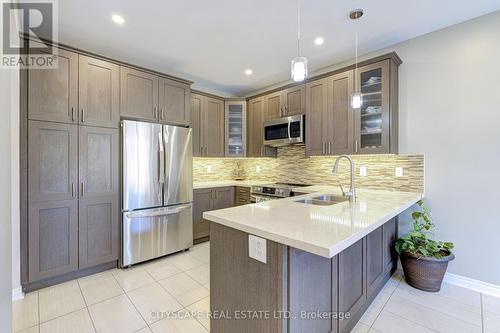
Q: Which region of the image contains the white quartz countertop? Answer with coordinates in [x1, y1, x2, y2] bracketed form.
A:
[193, 180, 268, 189]
[203, 187, 423, 258]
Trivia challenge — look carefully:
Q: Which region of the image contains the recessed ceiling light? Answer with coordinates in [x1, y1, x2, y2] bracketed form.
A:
[111, 14, 125, 25]
[244, 69, 253, 75]
[314, 37, 324, 46]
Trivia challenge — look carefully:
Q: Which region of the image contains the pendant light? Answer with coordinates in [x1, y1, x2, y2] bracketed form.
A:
[350, 9, 364, 109]
[291, 2, 308, 82]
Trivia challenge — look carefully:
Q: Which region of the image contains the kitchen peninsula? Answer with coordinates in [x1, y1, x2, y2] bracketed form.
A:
[203, 187, 422, 333]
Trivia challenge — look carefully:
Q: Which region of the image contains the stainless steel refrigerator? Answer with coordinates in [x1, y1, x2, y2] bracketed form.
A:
[121, 120, 193, 267]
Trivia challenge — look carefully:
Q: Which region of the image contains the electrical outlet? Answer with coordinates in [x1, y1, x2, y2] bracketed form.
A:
[395, 167, 403, 177]
[256, 165, 262, 173]
[359, 166, 367, 177]
[249, 235, 267, 263]
[206, 165, 212, 173]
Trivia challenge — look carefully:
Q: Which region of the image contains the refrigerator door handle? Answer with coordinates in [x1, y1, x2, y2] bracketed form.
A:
[125, 205, 192, 219]
[158, 132, 165, 187]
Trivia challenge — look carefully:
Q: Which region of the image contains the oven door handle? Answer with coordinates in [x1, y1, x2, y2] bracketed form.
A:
[288, 119, 292, 140]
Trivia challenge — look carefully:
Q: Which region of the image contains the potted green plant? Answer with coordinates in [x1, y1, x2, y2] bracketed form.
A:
[395, 200, 455, 292]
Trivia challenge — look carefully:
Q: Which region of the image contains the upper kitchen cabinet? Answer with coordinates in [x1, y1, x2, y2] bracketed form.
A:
[305, 72, 353, 156]
[190, 93, 203, 157]
[326, 71, 354, 155]
[120, 66, 159, 122]
[354, 59, 398, 154]
[282, 85, 306, 116]
[28, 47, 78, 124]
[247, 97, 276, 157]
[190, 93, 224, 157]
[225, 100, 246, 157]
[158, 77, 190, 125]
[305, 78, 328, 156]
[306, 56, 399, 156]
[264, 91, 283, 120]
[78, 55, 120, 128]
[264, 85, 306, 120]
[121, 67, 191, 125]
[205, 97, 225, 157]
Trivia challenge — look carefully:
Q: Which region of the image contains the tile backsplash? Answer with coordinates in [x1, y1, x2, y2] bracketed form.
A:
[194, 146, 424, 193]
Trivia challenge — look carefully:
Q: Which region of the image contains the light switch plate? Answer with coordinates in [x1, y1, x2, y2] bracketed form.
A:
[395, 167, 403, 177]
[256, 166, 262, 173]
[359, 166, 367, 177]
[206, 165, 212, 173]
[249, 235, 267, 264]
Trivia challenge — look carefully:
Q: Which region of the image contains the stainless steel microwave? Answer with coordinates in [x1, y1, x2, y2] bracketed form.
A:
[263, 114, 305, 147]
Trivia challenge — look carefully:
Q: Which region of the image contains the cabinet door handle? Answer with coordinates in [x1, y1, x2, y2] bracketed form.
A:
[81, 182, 85, 197]
[71, 107, 75, 122]
[81, 108, 85, 123]
[355, 140, 358, 153]
[154, 107, 158, 119]
[160, 108, 164, 120]
[328, 141, 331, 154]
[71, 183, 75, 198]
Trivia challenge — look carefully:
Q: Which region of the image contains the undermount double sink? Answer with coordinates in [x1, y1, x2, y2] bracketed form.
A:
[295, 194, 349, 206]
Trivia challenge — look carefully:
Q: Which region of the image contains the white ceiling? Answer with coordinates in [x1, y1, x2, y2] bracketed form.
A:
[57, 0, 500, 96]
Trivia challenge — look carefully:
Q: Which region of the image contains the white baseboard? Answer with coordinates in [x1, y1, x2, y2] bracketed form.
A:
[12, 287, 24, 301]
[444, 272, 500, 298]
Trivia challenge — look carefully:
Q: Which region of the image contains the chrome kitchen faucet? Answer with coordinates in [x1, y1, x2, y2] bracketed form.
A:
[332, 155, 356, 202]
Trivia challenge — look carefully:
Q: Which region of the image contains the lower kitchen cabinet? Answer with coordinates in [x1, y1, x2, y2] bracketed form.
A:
[28, 200, 79, 282]
[193, 187, 235, 242]
[78, 195, 119, 269]
[235, 186, 251, 206]
[383, 218, 397, 274]
[338, 239, 366, 333]
[366, 226, 385, 298]
[210, 218, 398, 333]
[193, 189, 213, 241]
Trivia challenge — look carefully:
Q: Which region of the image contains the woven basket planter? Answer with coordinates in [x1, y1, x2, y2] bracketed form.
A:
[400, 251, 455, 292]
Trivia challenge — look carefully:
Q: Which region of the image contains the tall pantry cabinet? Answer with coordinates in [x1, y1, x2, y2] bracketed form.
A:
[23, 44, 120, 288]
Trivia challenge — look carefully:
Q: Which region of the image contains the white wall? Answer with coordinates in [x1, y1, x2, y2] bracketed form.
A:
[11, 67, 21, 296]
[391, 11, 500, 285]
[0, 56, 14, 333]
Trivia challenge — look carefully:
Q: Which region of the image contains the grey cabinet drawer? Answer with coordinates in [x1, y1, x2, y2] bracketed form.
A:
[235, 186, 251, 206]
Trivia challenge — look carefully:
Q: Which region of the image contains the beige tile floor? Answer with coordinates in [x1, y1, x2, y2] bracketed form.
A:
[12, 241, 500, 333]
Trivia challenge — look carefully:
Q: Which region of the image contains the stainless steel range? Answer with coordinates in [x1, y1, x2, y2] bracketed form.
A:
[251, 183, 309, 203]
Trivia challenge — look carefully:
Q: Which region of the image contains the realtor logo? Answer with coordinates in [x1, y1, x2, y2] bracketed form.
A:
[1, 0, 58, 68]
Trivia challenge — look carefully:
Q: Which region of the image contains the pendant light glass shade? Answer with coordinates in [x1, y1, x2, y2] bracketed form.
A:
[291, 56, 308, 82]
[351, 92, 363, 109]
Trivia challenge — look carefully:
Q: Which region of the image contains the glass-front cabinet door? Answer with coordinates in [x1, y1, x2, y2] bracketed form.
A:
[225, 101, 246, 157]
[354, 60, 390, 154]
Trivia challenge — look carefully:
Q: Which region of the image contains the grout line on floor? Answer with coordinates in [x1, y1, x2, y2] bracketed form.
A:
[75, 278, 98, 333]
[384, 308, 441, 333]
[38, 306, 90, 326]
[366, 272, 402, 330]
[480, 293, 485, 333]
[123, 289, 149, 330]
